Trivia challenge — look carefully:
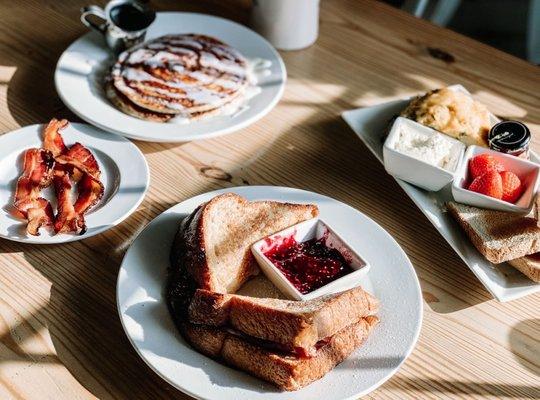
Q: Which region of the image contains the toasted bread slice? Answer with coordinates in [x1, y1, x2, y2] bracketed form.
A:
[181, 316, 379, 391]
[508, 254, 540, 282]
[188, 287, 379, 351]
[447, 202, 540, 264]
[170, 193, 319, 294]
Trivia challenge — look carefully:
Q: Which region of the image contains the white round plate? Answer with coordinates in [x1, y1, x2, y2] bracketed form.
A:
[55, 12, 286, 143]
[117, 186, 423, 400]
[0, 123, 149, 244]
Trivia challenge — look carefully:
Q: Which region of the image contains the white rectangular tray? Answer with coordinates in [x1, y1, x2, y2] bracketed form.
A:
[342, 89, 539, 302]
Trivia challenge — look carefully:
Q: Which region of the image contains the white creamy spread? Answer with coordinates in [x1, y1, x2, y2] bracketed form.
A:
[394, 126, 460, 171]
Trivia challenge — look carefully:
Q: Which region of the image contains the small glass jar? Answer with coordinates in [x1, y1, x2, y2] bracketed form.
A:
[488, 120, 531, 159]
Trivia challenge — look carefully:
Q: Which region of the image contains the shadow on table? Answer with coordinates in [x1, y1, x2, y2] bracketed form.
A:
[509, 318, 540, 377]
[385, 376, 540, 398]
[7, 203, 193, 399]
[3, 32, 80, 128]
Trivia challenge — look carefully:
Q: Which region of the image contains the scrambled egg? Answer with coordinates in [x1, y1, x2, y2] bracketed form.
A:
[401, 88, 491, 147]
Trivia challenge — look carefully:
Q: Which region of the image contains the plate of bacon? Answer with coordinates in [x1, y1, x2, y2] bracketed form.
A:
[0, 119, 149, 244]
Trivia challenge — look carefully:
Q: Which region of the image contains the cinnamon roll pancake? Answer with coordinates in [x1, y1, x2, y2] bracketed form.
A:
[105, 81, 174, 123]
[107, 34, 252, 122]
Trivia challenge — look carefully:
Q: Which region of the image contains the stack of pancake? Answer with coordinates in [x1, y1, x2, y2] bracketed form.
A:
[106, 34, 251, 123]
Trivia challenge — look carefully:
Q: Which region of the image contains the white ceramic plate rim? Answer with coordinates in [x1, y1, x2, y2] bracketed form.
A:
[0, 123, 149, 244]
[55, 12, 287, 143]
[342, 85, 540, 301]
[117, 186, 423, 400]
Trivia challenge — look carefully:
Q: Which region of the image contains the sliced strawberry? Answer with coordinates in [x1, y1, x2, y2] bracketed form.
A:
[500, 171, 523, 203]
[469, 154, 505, 180]
[468, 170, 503, 199]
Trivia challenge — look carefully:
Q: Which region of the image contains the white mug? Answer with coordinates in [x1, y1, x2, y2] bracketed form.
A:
[251, 0, 320, 51]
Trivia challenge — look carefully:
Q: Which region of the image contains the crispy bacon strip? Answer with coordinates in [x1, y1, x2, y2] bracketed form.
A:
[24, 199, 55, 236]
[52, 140, 103, 235]
[70, 174, 105, 234]
[74, 173, 104, 215]
[53, 170, 82, 234]
[14, 149, 54, 207]
[43, 118, 68, 157]
[13, 148, 55, 235]
[53, 168, 103, 235]
[16, 148, 54, 191]
[55, 142, 101, 180]
[13, 119, 105, 236]
[13, 177, 40, 217]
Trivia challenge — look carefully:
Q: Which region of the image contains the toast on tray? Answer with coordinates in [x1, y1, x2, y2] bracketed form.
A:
[447, 202, 540, 264]
[385, 85, 539, 285]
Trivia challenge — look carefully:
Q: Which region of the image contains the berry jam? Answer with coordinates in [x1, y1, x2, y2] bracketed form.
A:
[263, 235, 353, 294]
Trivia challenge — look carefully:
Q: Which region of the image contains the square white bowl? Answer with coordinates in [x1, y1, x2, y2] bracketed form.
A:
[383, 117, 465, 192]
[452, 145, 540, 213]
[251, 218, 370, 300]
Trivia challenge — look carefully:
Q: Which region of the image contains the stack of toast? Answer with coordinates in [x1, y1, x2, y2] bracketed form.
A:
[167, 193, 380, 391]
[447, 199, 540, 282]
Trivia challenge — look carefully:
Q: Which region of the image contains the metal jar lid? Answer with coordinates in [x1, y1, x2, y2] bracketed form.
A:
[488, 120, 531, 152]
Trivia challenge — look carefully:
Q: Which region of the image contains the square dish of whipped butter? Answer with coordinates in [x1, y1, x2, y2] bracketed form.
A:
[383, 117, 465, 191]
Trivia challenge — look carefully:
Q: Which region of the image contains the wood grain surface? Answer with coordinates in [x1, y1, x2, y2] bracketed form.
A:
[0, 0, 539, 399]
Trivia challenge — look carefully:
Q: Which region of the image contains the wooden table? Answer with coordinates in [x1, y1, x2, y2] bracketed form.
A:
[0, 0, 538, 399]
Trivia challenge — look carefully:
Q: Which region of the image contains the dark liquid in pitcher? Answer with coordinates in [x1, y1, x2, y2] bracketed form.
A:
[110, 3, 154, 31]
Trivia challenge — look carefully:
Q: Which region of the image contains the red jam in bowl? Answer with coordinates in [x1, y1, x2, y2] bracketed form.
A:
[263, 235, 353, 294]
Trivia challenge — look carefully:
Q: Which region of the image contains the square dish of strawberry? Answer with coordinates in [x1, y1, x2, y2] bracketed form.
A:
[452, 146, 540, 213]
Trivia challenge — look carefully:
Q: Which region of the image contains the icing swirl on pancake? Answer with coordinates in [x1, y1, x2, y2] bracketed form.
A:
[110, 34, 250, 116]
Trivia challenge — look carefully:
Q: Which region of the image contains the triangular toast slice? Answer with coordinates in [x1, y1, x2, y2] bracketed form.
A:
[447, 202, 540, 264]
[171, 193, 319, 294]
